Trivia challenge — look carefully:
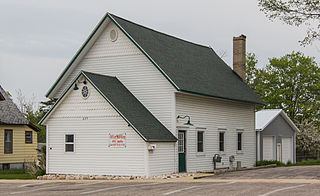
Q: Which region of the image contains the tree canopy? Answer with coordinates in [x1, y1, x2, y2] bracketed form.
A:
[258, 0, 320, 45]
[247, 51, 320, 127]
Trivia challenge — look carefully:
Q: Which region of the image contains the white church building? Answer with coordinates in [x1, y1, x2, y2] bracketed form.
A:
[40, 13, 264, 177]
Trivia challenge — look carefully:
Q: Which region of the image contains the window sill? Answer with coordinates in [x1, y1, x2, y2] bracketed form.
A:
[219, 152, 226, 156]
[196, 152, 205, 156]
[236, 151, 244, 154]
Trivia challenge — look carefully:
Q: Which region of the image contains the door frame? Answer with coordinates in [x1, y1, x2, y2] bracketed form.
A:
[178, 130, 186, 172]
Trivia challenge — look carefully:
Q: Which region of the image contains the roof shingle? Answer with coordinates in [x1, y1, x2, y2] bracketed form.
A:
[0, 85, 29, 125]
[110, 13, 264, 105]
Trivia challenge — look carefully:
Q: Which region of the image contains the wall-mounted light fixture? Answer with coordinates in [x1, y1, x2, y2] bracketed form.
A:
[73, 79, 87, 91]
[177, 115, 193, 126]
[73, 84, 79, 90]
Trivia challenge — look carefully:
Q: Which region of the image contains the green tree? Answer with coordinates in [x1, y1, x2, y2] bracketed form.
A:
[258, 0, 320, 45]
[15, 90, 56, 143]
[246, 52, 320, 127]
[296, 120, 320, 154]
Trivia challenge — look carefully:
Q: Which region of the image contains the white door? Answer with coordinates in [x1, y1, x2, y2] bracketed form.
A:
[263, 136, 274, 160]
[282, 137, 292, 163]
[277, 143, 282, 161]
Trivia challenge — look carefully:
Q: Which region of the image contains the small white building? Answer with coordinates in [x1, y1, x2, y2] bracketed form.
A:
[256, 109, 298, 164]
[40, 13, 264, 177]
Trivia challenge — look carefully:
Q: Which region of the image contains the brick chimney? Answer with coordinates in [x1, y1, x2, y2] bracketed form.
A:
[233, 34, 246, 81]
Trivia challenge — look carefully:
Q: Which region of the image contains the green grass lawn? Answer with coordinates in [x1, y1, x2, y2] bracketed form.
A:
[256, 158, 320, 167]
[0, 169, 36, 179]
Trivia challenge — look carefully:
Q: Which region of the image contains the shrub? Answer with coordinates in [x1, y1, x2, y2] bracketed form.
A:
[256, 160, 285, 167]
[34, 169, 46, 177]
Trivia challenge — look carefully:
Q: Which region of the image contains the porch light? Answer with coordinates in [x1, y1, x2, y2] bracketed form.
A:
[177, 115, 193, 126]
[74, 84, 79, 90]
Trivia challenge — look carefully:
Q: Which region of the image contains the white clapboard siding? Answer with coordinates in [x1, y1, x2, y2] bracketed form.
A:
[176, 92, 256, 171]
[46, 81, 147, 176]
[148, 142, 176, 176]
[52, 22, 176, 132]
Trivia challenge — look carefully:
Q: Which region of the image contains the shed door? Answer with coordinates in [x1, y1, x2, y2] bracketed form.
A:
[282, 137, 292, 163]
[263, 136, 274, 160]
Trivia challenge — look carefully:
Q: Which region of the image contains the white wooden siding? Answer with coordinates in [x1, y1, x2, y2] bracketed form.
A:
[176, 92, 256, 171]
[46, 81, 147, 176]
[148, 142, 175, 176]
[51, 22, 176, 132]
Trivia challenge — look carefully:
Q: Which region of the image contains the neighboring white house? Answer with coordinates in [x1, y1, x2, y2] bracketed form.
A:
[256, 109, 298, 164]
[40, 13, 264, 177]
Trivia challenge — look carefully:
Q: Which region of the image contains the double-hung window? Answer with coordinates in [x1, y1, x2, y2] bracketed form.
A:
[197, 131, 204, 152]
[65, 134, 75, 152]
[4, 130, 13, 154]
[25, 131, 33, 144]
[219, 132, 225, 152]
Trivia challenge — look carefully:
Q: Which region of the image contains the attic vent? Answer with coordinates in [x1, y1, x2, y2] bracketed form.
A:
[110, 29, 118, 42]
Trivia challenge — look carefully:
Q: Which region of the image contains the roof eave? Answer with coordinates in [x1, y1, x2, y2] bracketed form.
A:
[45, 13, 110, 98]
[46, 12, 180, 99]
[179, 89, 265, 105]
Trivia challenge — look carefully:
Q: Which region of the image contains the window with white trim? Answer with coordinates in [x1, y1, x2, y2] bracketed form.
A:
[65, 134, 74, 152]
[197, 131, 204, 152]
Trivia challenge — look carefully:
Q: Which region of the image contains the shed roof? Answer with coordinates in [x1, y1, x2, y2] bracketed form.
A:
[0, 85, 40, 131]
[46, 13, 264, 105]
[255, 109, 299, 132]
[40, 71, 177, 142]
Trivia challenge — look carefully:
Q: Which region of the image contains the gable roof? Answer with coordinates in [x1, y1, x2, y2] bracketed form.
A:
[40, 71, 177, 142]
[46, 13, 264, 105]
[0, 85, 40, 131]
[255, 109, 299, 132]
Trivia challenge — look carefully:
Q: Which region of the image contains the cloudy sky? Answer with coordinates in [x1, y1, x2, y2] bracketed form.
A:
[0, 0, 319, 106]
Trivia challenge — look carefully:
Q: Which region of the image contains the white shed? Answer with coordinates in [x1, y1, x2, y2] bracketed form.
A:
[256, 109, 299, 164]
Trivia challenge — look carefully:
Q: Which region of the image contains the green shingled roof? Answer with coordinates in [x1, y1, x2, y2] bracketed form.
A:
[110, 14, 264, 105]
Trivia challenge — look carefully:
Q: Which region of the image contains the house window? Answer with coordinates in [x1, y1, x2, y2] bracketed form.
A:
[4, 130, 13, 154]
[197, 131, 204, 152]
[219, 132, 224, 151]
[2, 163, 10, 170]
[25, 131, 33, 144]
[178, 132, 185, 153]
[65, 134, 74, 152]
[237, 132, 242, 151]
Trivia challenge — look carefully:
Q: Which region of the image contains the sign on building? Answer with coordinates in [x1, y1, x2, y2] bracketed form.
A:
[108, 133, 126, 148]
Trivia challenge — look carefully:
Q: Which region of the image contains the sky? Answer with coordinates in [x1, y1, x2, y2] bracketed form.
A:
[0, 0, 319, 107]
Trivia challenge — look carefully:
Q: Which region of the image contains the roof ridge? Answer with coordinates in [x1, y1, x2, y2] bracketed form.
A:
[109, 13, 212, 50]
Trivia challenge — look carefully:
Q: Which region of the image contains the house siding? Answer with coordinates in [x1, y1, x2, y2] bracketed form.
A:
[51, 21, 176, 133]
[176, 92, 256, 171]
[148, 142, 176, 176]
[46, 81, 147, 176]
[0, 125, 37, 164]
[259, 115, 296, 163]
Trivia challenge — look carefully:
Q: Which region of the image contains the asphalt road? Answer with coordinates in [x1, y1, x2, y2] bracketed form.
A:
[0, 166, 320, 196]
